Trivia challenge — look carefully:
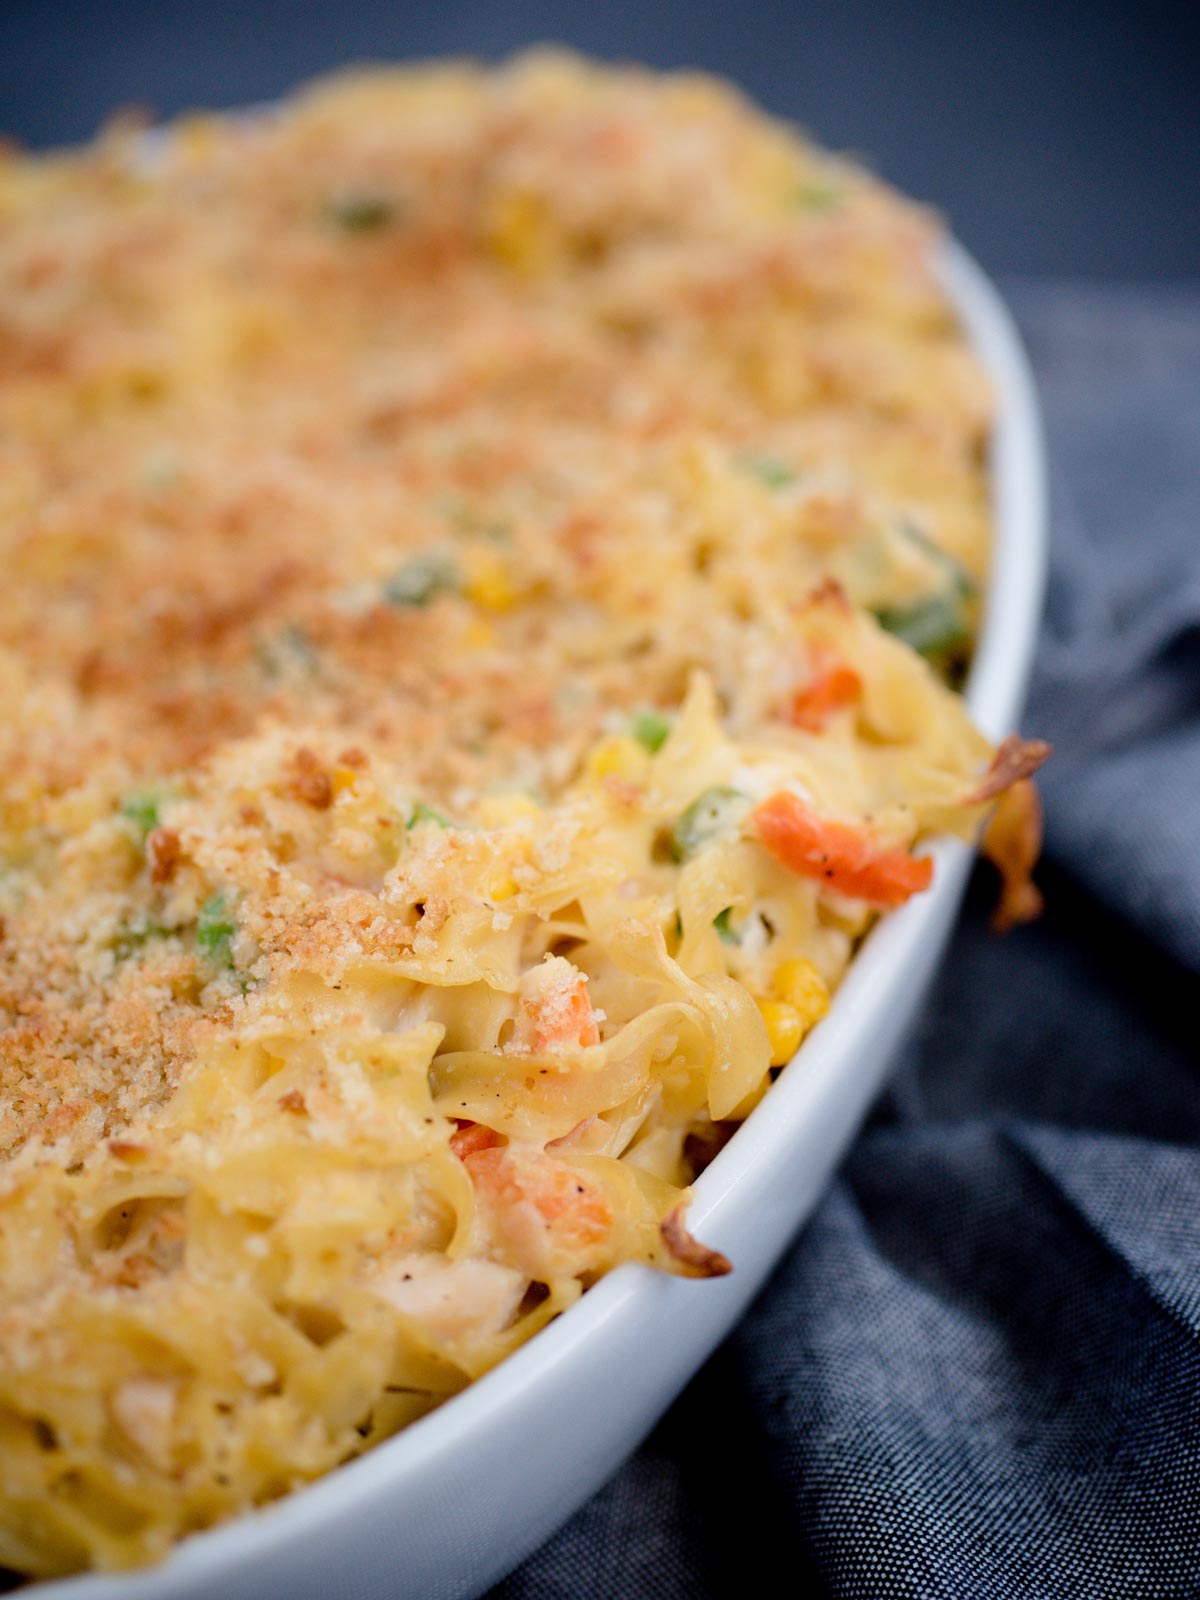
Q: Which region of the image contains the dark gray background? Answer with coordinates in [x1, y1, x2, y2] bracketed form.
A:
[1, 0, 1197, 281]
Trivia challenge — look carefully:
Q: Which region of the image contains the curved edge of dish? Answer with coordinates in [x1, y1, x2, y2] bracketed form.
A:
[34, 241, 1047, 1600]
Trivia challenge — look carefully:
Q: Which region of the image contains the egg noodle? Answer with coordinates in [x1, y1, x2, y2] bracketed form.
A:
[0, 53, 1046, 1576]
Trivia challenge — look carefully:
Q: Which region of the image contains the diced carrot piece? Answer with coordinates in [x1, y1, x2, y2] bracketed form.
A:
[542, 980, 600, 1050]
[752, 790, 933, 909]
[514, 963, 600, 1053]
[464, 1147, 612, 1249]
[789, 662, 862, 732]
[530, 1161, 610, 1244]
[449, 1121, 505, 1160]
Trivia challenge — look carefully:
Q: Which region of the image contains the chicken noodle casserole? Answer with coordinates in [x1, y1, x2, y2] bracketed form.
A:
[0, 53, 1045, 1575]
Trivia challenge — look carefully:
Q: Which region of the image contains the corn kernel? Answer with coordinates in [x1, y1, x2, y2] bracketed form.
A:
[678, 437, 720, 493]
[462, 618, 496, 650]
[331, 765, 359, 797]
[585, 735, 648, 784]
[473, 572, 516, 612]
[464, 549, 517, 613]
[176, 116, 220, 160]
[772, 957, 831, 1029]
[475, 792, 541, 828]
[485, 190, 556, 279]
[755, 998, 804, 1067]
[489, 874, 520, 902]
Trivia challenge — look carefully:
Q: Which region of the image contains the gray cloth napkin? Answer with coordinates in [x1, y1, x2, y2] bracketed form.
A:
[488, 281, 1200, 1600]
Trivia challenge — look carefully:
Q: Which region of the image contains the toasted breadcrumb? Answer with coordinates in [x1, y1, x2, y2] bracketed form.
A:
[0, 52, 1015, 1576]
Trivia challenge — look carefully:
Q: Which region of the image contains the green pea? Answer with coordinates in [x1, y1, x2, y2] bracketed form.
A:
[736, 452, 796, 490]
[120, 793, 161, 843]
[111, 916, 169, 962]
[631, 711, 672, 754]
[256, 624, 317, 680]
[797, 181, 841, 213]
[670, 787, 748, 862]
[196, 892, 237, 969]
[874, 592, 972, 662]
[383, 552, 459, 608]
[408, 801, 449, 830]
[328, 193, 397, 233]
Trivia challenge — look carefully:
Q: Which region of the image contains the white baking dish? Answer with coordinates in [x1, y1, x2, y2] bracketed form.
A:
[35, 239, 1046, 1600]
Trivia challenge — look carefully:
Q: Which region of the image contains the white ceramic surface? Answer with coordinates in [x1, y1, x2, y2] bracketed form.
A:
[34, 240, 1045, 1600]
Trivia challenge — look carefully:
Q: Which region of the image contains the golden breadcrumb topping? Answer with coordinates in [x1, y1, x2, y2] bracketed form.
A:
[0, 53, 1015, 1576]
